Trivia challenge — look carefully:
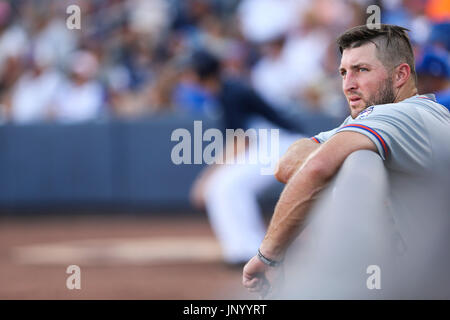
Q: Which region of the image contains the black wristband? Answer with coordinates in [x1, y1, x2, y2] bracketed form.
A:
[257, 249, 283, 267]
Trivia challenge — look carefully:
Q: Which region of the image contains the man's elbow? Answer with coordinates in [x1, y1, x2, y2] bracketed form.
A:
[274, 156, 325, 185]
[274, 162, 289, 184]
[274, 138, 321, 184]
[300, 157, 336, 183]
[274, 162, 300, 184]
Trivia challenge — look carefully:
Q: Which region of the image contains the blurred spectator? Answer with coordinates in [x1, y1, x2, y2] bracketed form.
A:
[416, 48, 450, 109]
[52, 50, 104, 123]
[126, 0, 170, 42]
[10, 46, 62, 123]
[172, 58, 219, 117]
[416, 19, 450, 109]
[0, 1, 27, 120]
[238, 0, 303, 44]
[149, 62, 181, 112]
[0, 0, 446, 124]
[428, 22, 450, 51]
[0, 1, 27, 76]
[108, 60, 180, 118]
[30, 1, 78, 69]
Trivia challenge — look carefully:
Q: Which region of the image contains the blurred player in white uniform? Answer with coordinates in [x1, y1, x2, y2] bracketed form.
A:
[188, 50, 304, 266]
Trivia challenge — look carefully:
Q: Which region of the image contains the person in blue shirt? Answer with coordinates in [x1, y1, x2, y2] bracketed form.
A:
[416, 47, 450, 110]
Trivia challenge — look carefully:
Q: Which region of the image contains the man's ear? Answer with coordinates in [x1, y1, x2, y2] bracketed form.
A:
[393, 63, 411, 88]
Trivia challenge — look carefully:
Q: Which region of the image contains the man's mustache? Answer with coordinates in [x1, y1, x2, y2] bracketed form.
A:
[346, 92, 363, 98]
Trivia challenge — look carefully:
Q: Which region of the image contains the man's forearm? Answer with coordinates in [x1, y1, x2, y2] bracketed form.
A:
[260, 131, 378, 260]
[260, 158, 332, 260]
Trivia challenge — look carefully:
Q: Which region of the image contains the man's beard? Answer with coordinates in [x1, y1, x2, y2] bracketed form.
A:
[365, 75, 396, 109]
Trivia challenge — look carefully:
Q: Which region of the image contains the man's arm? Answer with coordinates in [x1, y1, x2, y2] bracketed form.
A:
[243, 131, 378, 295]
[274, 138, 320, 184]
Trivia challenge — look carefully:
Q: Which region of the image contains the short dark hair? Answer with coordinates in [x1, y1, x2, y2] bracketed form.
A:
[190, 49, 221, 81]
[336, 24, 416, 84]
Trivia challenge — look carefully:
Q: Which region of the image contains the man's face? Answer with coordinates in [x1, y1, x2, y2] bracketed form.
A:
[339, 43, 396, 118]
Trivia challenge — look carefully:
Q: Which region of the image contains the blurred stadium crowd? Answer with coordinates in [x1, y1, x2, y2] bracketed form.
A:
[0, 0, 448, 125]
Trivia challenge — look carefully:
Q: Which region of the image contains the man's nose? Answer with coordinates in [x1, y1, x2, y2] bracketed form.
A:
[343, 73, 358, 93]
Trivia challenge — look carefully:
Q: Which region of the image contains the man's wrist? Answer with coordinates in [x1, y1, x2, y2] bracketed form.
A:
[257, 248, 284, 267]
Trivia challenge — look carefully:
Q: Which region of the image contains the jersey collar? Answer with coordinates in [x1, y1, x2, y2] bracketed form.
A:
[413, 93, 437, 102]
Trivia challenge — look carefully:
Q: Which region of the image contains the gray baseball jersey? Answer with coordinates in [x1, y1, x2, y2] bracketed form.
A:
[311, 93, 450, 175]
[304, 94, 450, 298]
[311, 93, 450, 273]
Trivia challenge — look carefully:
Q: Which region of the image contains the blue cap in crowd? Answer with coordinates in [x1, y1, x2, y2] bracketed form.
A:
[429, 22, 450, 52]
[416, 49, 450, 78]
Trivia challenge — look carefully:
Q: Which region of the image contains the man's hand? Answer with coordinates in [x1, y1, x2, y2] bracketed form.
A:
[242, 256, 284, 299]
[274, 138, 320, 184]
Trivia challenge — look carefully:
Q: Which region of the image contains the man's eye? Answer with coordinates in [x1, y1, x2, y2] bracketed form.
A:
[340, 71, 346, 77]
[359, 68, 368, 72]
